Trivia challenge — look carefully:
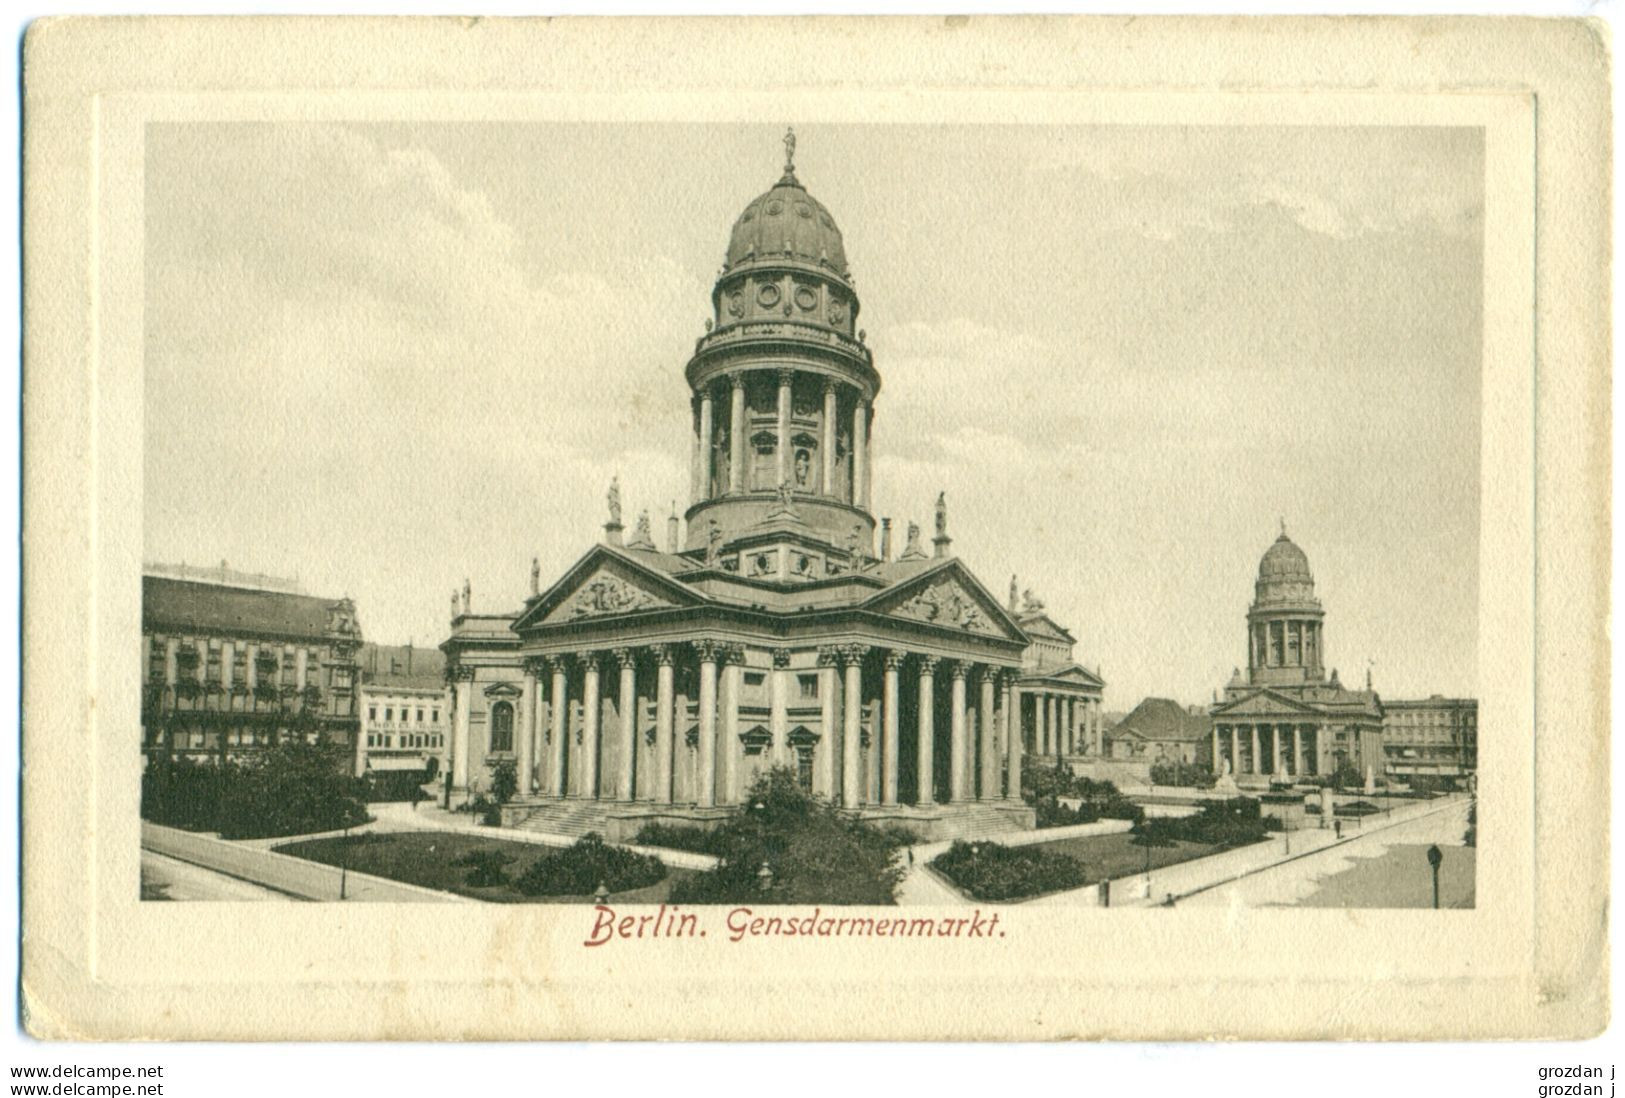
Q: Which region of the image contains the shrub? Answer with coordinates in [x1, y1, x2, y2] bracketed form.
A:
[1033, 797, 1099, 829]
[1134, 797, 1268, 849]
[1335, 800, 1381, 817]
[668, 768, 908, 905]
[452, 848, 515, 887]
[490, 760, 519, 805]
[1020, 764, 1076, 804]
[1148, 760, 1216, 789]
[932, 840, 1090, 901]
[363, 768, 434, 803]
[633, 822, 730, 856]
[1327, 761, 1362, 791]
[513, 833, 666, 897]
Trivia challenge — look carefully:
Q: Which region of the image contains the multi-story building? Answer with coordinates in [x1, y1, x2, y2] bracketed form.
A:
[141, 565, 363, 764]
[1382, 696, 1477, 783]
[356, 643, 449, 782]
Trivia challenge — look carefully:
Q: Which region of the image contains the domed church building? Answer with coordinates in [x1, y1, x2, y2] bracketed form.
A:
[441, 133, 1050, 840]
[1210, 527, 1385, 786]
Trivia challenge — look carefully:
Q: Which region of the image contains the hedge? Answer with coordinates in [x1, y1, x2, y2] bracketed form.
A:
[931, 840, 1090, 901]
[513, 833, 666, 896]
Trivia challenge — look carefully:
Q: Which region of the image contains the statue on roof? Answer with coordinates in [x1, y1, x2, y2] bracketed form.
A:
[1009, 575, 1019, 610]
[634, 510, 652, 545]
[899, 521, 926, 560]
[935, 491, 948, 538]
[451, 589, 459, 620]
[607, 476, 622, 526]
[705, 518, 722, 567]
[1023, 588, 1044, 613]
[531, 556, 540, 596]
[461, 578, 471, 615]
[783, 126, 796, 175]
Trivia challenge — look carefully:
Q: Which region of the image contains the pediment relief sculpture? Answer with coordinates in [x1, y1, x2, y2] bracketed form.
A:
[893, 577, 993, 633]
[558, 570, 674, 620]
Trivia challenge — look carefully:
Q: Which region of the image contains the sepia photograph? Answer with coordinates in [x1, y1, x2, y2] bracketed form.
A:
[138, 119, 1481, 911]
[19, 15, 1606, 1046]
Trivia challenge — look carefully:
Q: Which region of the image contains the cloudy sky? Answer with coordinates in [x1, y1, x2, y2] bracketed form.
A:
[144, 121, 1482, 709]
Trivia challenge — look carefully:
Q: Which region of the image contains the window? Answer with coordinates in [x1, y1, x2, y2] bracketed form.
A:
[385, 707, 393, 722]
[744, 672, 765, 688]
[490, 701, 515, 753]
[798, 674, 818, 700]
[417, 708, 424, 723]
[432, 709, 440, 723]
[368, 706, 377, 722]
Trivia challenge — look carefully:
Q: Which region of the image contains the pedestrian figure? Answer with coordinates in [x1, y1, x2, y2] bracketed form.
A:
[907, 848, 915, 867]
[1335, 819, 1343, 839]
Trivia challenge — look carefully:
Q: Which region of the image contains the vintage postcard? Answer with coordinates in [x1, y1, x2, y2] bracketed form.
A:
[20, 16, 1609, 1040]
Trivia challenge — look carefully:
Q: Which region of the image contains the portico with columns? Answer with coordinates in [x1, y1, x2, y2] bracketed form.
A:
[1006, 581, 1107, 768]
[440, 133, 1039, 840]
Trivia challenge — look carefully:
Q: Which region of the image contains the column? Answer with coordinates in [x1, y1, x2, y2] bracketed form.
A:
[519, 659, 539, 796]
[1273, 723, 1285, 777]
[817, 647, 839, 797]
[1293, 724, 1304, 778]
[979, 669, 998, 801]
[451, 669, 473, 794]
[1004, 678, 1022, 799]
[697, 388, 714, 500]
[1065, 698, 1076, 755]
[689, 396, 702, 502]
[581, 655, 602, 799]
[1035, 693, 1048, 758]
[729, 374, 747, 494]
[821, 379, 838, 497]
[852, 396, 870, 509]
[612, 649, 637, 802]
[696, 642, 720, 808]
[1231, 725, 1241, 775]
[1212, 725, 1221, 773]
[776, 369, 793, 488]
[842, 645, 867, 809]
[1250, 724, 1261, 776]
[916, 657, 938, 805]
[549, 658, 569, 796]
[721, 647, 742, 804]
[649, 646, 674, 804]
[882, 651, 902, 806]
[770, 648, 791, 767]
[948, 662, 969, 802]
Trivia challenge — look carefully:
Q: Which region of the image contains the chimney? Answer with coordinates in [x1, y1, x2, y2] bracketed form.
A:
[880, 518, 892, 561]
[407, 641, 414, 675]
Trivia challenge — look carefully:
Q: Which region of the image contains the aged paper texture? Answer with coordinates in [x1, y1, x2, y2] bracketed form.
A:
[20, 16, 1610, 1040]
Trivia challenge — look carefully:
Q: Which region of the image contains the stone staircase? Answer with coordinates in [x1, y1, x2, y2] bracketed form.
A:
[510, 800, 621, 839]
[946, 804, 1032, 840]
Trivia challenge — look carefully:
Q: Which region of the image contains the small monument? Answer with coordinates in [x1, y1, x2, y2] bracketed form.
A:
[1213, 756, 1240, 794]
[1319, 786, 1335, 828]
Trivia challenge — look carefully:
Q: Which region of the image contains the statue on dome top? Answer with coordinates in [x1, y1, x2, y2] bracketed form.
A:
[783, 126, 796, 176]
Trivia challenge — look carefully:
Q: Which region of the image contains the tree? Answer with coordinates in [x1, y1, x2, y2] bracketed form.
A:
[216, 740, 370, 840]
[490, 759, 519, 805]
[1130, 817, 1180, 873]
[669, 768, 907, 905]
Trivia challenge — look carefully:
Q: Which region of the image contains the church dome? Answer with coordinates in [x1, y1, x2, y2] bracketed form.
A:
[724, 173, 848, 276]
[1258, 532, 1313, 585]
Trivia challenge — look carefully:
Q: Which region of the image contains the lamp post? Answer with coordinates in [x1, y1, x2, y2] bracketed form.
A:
[757, 862, 774, 893]
[1426, 844, 1443, 909]
[594, 882, 609, 905]
[339, 823, 351, 900]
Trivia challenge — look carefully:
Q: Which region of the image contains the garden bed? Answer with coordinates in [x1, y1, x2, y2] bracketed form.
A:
[931, 831, 1236, 902]
[274, 831, 694, 904]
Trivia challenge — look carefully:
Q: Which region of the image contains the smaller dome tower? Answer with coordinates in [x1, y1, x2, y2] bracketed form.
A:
[1246, 525, 1326, 688]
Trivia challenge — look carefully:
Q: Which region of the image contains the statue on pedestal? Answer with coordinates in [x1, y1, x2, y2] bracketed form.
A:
[461, 578, 471, 615]
[935, 491, 947, 537]
[607, 476, 622, 526]
[530, 556, 540, 596]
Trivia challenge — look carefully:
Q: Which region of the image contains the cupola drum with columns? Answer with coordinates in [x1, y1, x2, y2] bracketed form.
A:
[1246, 526, 1326, 688]
[683, 127, 880, 553]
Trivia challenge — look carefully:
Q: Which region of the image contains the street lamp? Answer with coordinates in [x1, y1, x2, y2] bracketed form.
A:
[593, 882, 609, 905]
[1426, 844, 1443, 909]
[757, 861, 774, 893]
[339, 823, 351, 901]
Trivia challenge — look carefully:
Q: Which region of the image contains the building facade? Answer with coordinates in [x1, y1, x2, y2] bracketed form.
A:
[356, 643, 449, 781]
[141, 567, 363, 764]
[1382, 696, 1477, 782]
[1209, 531, 1385, 786]
[441, 137, 1047, 839]
[1007, 581, 1106, 766]
[1106, 697, 1211, 764]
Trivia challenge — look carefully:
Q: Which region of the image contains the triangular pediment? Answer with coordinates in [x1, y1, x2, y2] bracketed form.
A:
[1024, 663, 1105, 689]
[1016, 612, 1077, 644]
[516, 546, 704, 631]
[864, 561, 1026, 642]
[1212, 688, 1323, 718]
